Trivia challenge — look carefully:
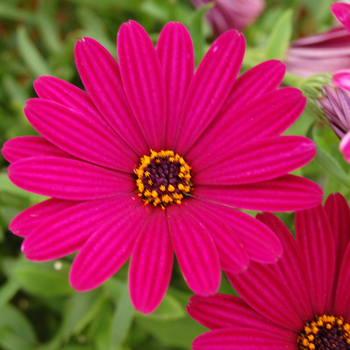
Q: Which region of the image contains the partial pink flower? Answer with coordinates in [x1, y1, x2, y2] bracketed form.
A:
[317, 75, 350, 163]
[2, 21, 322, 314]
[188, 193, 350, 350]
[285, 27, 350, 77]
[285, 2, 350, 77]
[190, 0, 265, 34]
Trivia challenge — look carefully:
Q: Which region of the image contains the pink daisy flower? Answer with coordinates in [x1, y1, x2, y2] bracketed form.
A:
[2, 21, 322, 314]
[188, 193, 350, 350]
[190, 0, 265, 35]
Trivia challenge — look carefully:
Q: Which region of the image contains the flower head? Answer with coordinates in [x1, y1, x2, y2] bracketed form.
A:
[2, 21, 322, 313]
[188, 193, 350, 350]
[190, 0, 265, 35]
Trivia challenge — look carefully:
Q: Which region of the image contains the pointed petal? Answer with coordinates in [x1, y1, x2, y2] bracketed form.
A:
[340, 131, 350, 163]
[188, 294, 295, 338]
[228, 262, 304, 332]
[194, 136, 315, 184]
[34, 76, 106, 122]
[2, 136, 73, 163]
[25, 99, 137, 171]
[74, 37, 148, 155]
[185, 200, 249, 273]
[8, 156, 134, 200]
[118, 21, 166, 151]
[331, 2, 350, 33]
[192, 328, 298, 350]
[22, 196, 132, 260]
[334, 242, 350, 318]
[332, 70, 350, 91]
[70, 200, 151, 291]
[193, 175, 323, 211]
[175, 30, 245, 153]
[324, 193, 350, 288]
[187, 88, 306, 164]
[167, 204, 221, 295]
[256, 213, 314, 320]
[129, 209, 173, 314]
[10, 198, 79, 237]
[221, 60, 286, 112]
[295, 205, 335, 315]
[156, 22, 194, 150]
[190, 199, 282, 264]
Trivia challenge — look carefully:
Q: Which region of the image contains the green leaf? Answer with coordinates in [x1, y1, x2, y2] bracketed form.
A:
[0, 304, 37, 344]
[189, 2, 214, 66]
[0, 279, 20, 308]
[265, 8, 293, 61]
[0, 328, 35, 350]
[307, 124, 350, 188]
[14, 261, 74, 297]
[17, 26, 52, 77]
[0, 4, 36, 23]
[137, 292, 185, 321]
[110, 283, 134, 350]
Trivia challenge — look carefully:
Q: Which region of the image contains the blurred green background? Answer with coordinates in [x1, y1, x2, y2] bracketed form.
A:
[0, 0, 349, 349]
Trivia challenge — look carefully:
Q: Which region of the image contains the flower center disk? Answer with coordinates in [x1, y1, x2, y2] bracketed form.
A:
[298, 314, 350, 350]
[135, 150, 192, 209]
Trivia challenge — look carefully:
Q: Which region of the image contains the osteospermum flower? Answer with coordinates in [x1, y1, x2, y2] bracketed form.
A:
[2, 21, 322, 313]
[188, 193, 350, 350]
[190, 0, 265, 34]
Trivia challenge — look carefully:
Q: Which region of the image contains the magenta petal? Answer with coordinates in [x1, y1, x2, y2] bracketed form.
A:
[175, 30, 245, 154]
[295, 205, 335, 315]
[325, 193, 350, 270]
[187, 88, 306, 164]
[8, 157, 134, 200]
[192, 328, 297, 350]
[332, 70, 350, 91]
[334, 243, 350, 318]
[167, 204, 221, 295]
[118, 21, 166, 151]
[194, 136, 316, 184]
[74, 38, 148, 156]
[331, 2, 350, 34]
[185, 201, 249, 273]
[222, 60, 286, 112]
[10, 198, 79, 237]
[187, 294, 295, 339]
[129, 209, 173, 314]
[227, 262, 304, 332]
[22, 197, 129, 260]
[70, 200, 151, 291]
[194, 175, 323, 211]
[191, 199, 282, 264]
[25, 99, 137, 171]
[340, 131, 350, 163]
[256, 213, 314, 321]
[157, 22, 194, 150]
[2, 136, 73, 163]
[34, 76, 105, 122]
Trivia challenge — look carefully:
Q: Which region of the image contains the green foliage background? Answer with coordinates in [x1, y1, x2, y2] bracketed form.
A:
[0, 0, 349, 349]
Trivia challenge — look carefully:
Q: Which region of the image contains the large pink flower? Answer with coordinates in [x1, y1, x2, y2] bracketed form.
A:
[2, 21, 322, 313]
[188, 193, 350, 349]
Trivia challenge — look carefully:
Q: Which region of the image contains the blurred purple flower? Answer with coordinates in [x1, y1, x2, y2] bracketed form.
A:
[285, 2, 350, 77]
[190, 0, 265, 34]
